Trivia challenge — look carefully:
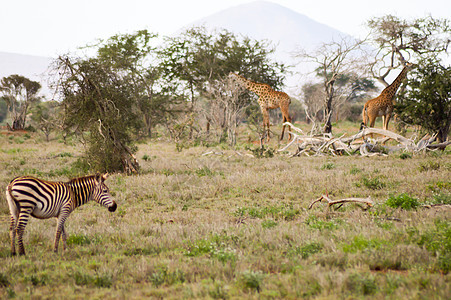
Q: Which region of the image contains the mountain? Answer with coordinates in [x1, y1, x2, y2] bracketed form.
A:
[186, 0, 351, 90]
[0, 51, 53, 97]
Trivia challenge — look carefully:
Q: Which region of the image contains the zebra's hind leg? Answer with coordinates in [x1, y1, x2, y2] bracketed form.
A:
[9, 215, 18, 256]
[16, 208, 33, 256]
[54, 211, 70, 253]
[6, 188, 19, 256]
[61, 225, 67, 251]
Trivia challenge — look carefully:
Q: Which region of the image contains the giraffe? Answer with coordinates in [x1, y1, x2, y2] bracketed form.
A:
[361, 62, 415, 131]
[229, 72, 292, 141]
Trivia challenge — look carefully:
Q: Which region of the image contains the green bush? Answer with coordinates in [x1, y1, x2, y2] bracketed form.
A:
[321, 162, 335, 170]
[239, 270, 265, 293]
[346, 273, 377, 295]
[360, 176, 386, 190]
[386, 193, 420, 210]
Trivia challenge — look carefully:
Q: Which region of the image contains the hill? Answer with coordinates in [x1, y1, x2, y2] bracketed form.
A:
[186, 0, 351, 90]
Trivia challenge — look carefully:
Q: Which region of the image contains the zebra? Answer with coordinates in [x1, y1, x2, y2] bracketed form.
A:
[6, 173, 117, 255]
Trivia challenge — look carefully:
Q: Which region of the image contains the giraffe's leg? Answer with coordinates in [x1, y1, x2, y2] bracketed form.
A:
[261, 108, 270, 142]
[280, 104, 291, 141]
[384, 114, 391, 131]
[16, 207, 34, 256]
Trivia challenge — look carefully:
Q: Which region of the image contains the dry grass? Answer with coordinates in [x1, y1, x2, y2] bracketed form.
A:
[0, 124, 450, 299]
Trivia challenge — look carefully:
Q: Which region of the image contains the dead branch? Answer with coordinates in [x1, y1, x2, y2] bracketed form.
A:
[422, 204, 451, 209]
[309, 195, 373, 210]
[279, 122, 449, 157]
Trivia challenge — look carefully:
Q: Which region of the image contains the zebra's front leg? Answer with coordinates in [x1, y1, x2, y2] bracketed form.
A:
[16, 208, 33, 256]
[54, 211, 70, 253]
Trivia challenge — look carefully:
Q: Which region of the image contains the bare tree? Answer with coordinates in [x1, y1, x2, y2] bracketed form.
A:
[367, 15, 450, 87]
[295, 37, 368, 133]
[201, 77, 248, 146]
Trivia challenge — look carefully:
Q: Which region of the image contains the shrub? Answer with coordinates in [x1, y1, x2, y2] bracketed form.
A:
[305, 215, 339, 231]
[0, 272, 9, 287]
[399, 152, 412, 159]
[360, 176, 386, 190]
[386, 193, 420, 210]
[342, 235, 386, 253]
[290, 242, 323, 259]
[321, 162, 335, 170]
[345, 273, 377, 295]
[239, 270, 265, 293]
[148, 265, 185, 287]
[261, 220, 278, 229]
[418, 161, 440, 172]
[67, 234, 91, 246]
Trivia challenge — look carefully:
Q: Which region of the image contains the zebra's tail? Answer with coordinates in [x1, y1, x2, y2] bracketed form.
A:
[6, 183, 19, 218]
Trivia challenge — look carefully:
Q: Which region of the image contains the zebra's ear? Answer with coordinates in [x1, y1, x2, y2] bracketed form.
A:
[101, 173, 109, 182]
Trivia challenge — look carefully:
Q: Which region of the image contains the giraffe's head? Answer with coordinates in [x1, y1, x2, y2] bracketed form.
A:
[228, 72, 247, 86]
[404, 62, 416, 70]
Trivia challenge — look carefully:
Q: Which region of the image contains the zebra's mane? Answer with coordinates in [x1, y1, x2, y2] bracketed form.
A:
[67, 174, 100, 184]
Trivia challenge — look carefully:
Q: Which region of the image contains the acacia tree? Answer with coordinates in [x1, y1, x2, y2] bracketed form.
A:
[158, 26, 287, 140]
[295, 37, 369, 133]
[396, 58, 450, 143]
[0, 75, 41, 130]
[367, 15, 450, 87]
[55, 30, 176, 173]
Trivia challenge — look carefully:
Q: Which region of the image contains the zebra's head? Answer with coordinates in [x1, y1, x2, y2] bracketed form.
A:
[92, 173, 117, 212]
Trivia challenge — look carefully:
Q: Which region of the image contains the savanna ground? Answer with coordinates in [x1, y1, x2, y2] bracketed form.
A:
[0, 121, 450, 299]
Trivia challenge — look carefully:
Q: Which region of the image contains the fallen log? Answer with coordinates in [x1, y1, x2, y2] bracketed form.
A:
[309, 194, 373, 210]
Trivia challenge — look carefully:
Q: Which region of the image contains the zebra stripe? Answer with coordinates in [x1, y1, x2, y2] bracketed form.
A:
[6, 173, 117, 255]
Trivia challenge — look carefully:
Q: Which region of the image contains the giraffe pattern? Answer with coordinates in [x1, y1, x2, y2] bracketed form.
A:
[361, 62, 414, 131]
[229, 72, 292, 141]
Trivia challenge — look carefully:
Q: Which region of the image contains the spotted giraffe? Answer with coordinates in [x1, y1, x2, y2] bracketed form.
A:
[229, 72, 292, 141]
[361, 62, 415, 131]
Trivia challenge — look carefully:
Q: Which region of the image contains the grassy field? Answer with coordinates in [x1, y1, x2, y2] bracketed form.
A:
[0, 123, 450, 299]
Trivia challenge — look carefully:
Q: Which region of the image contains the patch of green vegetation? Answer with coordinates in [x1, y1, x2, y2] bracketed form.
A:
[182, 234, 237, 264]
[386, 193, 420, 210]
[239, 270, 265, 293]
[320, 162, 335, 170]
[234, 205, 300, 221]
[26, 272, 49, 286]
[399, 152, 412, 159]
[73, 270, 112, 288]
[290, 242, 323, 259]
[0, 272, 9, 287]
[245, 146, 275, 158]
[418, 160, 441, 172]
[148, 265, 185, 287]
[414, 219, 450, 273]
[358, 175, 386, 190]
[305, 215, 339, 231]
[142, 154, 151, 161]
[195, 166, 215, 177]
[349, 166, 362, 175]
[342, 235, 387, 253]
[1, 148, 21, 154]
[261, 219, 278, 229]
[67, 234, 91, 246]
[345, 273, 377, 296]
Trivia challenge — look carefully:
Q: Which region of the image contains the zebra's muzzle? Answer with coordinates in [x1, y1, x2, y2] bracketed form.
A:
[108, 202, 117, 212]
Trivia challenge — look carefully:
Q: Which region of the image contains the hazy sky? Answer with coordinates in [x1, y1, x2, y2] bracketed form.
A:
[1, 0, 449, 57]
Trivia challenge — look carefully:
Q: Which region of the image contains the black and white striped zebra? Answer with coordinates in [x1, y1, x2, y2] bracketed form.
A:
[6, 173, 117, 255]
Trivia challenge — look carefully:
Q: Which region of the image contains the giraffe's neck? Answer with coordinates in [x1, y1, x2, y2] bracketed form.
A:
[381, 66, 409, 99]
[231, 73, 266, 96]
